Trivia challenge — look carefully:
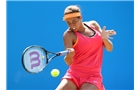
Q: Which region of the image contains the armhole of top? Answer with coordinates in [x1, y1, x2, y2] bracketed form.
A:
[83, 23, 97, 37]
[72, 35, 78, 48]
[72, 30, 79, 48]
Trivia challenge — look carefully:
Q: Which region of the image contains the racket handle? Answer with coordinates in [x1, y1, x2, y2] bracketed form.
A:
[58, 51, 68, 56]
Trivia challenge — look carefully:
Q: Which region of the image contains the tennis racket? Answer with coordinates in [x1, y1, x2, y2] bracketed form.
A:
[22, 45, 68, 74]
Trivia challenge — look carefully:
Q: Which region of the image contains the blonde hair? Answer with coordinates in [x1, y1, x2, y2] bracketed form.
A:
[64, 5, 81, 15]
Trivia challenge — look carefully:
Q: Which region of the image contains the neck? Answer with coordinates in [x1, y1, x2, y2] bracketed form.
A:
[77, 22, 86, 33]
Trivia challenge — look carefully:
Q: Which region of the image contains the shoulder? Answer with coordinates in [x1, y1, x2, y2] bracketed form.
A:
[63, 29, 76, 39]
[63, 29, 77, 44]
[84, 20, 102, 33]
[84, 20, 98, 26]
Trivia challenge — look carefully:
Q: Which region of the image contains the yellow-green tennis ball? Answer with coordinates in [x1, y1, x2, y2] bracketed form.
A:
[51, 69, 60, 77]
[42, 56, 44, 59]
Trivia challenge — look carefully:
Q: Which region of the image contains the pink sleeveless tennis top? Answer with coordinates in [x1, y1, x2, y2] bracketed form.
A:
[69, 23, 104, 74]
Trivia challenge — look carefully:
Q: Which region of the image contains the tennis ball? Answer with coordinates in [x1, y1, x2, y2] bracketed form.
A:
[42, 56, 44, 59]
[51, 69, 60, 77]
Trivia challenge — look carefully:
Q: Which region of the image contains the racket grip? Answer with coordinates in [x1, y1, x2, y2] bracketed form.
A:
[58, 51, 68, 56]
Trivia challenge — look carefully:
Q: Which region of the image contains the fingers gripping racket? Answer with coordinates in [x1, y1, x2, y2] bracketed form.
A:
[22, 45, 68, 74]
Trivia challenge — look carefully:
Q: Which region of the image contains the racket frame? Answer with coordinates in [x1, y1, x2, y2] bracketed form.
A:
[21, 45, 60, 74]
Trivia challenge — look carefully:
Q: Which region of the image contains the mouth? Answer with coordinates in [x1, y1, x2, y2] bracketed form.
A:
[69, 27, 76, 31]
[71, 28, 76, 30]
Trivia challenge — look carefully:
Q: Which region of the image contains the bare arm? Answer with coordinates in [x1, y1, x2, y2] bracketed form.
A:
[90, 20, 114, 52]
[63, 30, 75, 66]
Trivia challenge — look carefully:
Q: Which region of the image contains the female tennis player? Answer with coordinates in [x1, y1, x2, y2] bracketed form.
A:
[56, 5, 116, 90]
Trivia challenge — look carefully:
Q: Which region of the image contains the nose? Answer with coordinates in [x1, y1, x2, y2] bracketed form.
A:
[69, 24, 76, 29]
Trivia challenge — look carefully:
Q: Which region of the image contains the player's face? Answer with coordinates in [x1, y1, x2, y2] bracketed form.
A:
[65, 17, 81, 31]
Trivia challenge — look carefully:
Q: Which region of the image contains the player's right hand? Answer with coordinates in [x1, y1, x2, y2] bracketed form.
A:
[66, 48, 75, 57]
